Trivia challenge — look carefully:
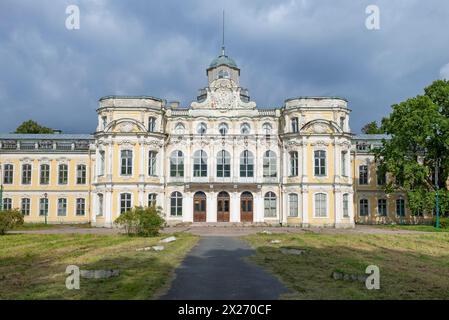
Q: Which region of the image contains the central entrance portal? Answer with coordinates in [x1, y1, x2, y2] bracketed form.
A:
[193, 191, 207, 222]
[240, 192, 253, 222]
[217, 191, 230, 222]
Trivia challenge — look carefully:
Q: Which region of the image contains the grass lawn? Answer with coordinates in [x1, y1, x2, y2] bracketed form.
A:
[0, 233, 198, 299]
[14, 223, 93, 230]
[370, 224, 449, 233]
[244, 232, 449, 299]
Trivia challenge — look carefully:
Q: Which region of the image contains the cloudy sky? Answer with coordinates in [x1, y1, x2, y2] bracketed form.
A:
[0, 0, 448, 134]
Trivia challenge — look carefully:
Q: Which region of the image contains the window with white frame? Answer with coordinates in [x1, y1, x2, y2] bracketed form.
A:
[39, 198, 48, 216]
[314, 193, 327, 217]
[262, 123, 272, 135]
[263, 150, 277, 178]
[76, 198, 86, 216]
[359, 165, 368, 185]
[148, 117, 156, 132]
[170, 150, 184, 177]
[148, 151, 157, 176]
[120, 193, 132, 214]
[240, 123, 250, 135]
[396, 199, 405, 217]
[197, 122, 207, 136]
[218, 123, 228, 136]
[217, 150, 231, 178]
[291, 117, 299, 133]
[148, 193, 157, 207]
[218, 69, 230, 79]
[240, 150, 254, 177]
[3, 198, 12, 210]
[341, 151, 347, 176]
[57, 198, 67, 216]
[288, 193, 298, 217]
[340, 117, 345, 131]
[21, 198, 30, 216]
[193, 150, 207, 177]
[120, 150, 133, 176]
[22, 164, 32, 185]
[3, 164, 13, 184]
[174, 123, 185, 135]
[378, 199, 387, 216]
[102, 116, 107, 130]
[359, 199, 369, 216]
[290, 151, 298, 176]
[314, 150, 326, 176]
[97, 194, 104, 216]
[264, 192, 277, 217]
[77, 164, 87, 184]
[58, 164, 68, 184]
[170, 191, 183, 216]
[40, 164, 50, 184]
[99, 151, 105, 176]
[343, 193, 349, 217]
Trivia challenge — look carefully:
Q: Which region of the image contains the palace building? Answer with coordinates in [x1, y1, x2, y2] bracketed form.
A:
[0, 49, 424, 228]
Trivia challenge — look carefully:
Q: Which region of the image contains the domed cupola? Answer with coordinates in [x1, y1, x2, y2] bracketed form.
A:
[206, 47, 240, 86]
[208, 53, 238, 69]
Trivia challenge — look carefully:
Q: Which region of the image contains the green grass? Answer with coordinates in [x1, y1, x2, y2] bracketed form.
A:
[371, 224, 449, 233]
[0, 233, 198, 299]
[14, 223, 93, 230]
[244, 232, 449, 299]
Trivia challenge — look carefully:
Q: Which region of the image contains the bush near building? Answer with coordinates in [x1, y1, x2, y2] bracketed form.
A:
[0, 209, 24, 235]
[114, 206, 165, 237]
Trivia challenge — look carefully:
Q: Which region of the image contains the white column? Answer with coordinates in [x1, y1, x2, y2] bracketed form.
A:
[183, 192, 193, 222]
[302, 188, 309, 226]
[301, 140, 308, 182]
[254, 192, 264, 223]
[335, 190, 342, 226]
[231, 191, 240, 222]
[207, 191, 217, 222]
[105, 190, 112, 227]
[139, 141, 145, 180]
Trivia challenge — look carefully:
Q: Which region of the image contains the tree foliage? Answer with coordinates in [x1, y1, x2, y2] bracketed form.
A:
[361, 120, 385, 134]
[376, 80, 449, 216]
[114, 206, 165, 237]
[0, 209, 24, 235]
[14, 120, 54, 134]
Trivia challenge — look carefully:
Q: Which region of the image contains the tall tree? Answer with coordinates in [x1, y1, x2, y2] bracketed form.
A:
[376, 79, 449, 216]
[14, 120, 54, 134]
[361, 120, 385, 134]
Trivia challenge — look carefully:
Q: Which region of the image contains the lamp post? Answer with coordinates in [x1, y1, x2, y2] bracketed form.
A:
[44, 192, 48, 225]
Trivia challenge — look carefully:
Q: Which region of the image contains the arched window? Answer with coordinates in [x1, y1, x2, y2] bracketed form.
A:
[263, 150, 277, 178]
[148, 117, 156, 132]
[343, 194, 349, 217]
[197, 122, 207, 136]
[193, 150, 207, 177]
[148, 193, 157, 207]
[217, 150, 231, 178]
[218, 69, 230, 79]
[359, 199, 369, 216]
[240, 123, 251, 135]
[174, 123, 185, 135]
[170, 192, 183, 216]
[148, 151, 157, 176]
[290, 151, 298, 177]
[288, 194, 298, 217]
[314, 193, 327, 217]
[262, 123, 272, 135]
[314, 150, 326, 176]
[264, 192, 277, 217]
[218, 123, 229, 136]
[240, 150, 254, 177]
[170, 150, 184, 177]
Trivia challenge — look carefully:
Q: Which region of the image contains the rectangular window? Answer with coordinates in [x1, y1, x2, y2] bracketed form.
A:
[97, 194, 104, 216]
[39, 198, 48, 216]
[288, 194, 298, 217]
[359, 165, 368, 185]
[40, 164, 50, 185]
[340, 117, 345, 130]
[148, 151, 157, 176]
[314, 193, 327, 217]
[148, 117, 156, 132]
[3, 198, 12, 210]
[57, 198, 67, 216]
[102, 116, 107, 130]
[359, 199, 369, 216]
[378, 199, 387, 216]
[396, 199, 405, 217]
[314, 150, 326, 176]
[377, 168, 386, 186]
[21, 198, 31, 216]
[3, 164, 13, 184]
[343, 194, 349, 217]
[76, 198, 86, 216]
[120, 193, 132, 214]
[22, 164, 32, 184]
[58, 164, 68, 184]
[290, 152, 298, 177]
[77, 164, 87, 184]
[99, 151, 105, 176]
[121, 150, 133, 176]
[291, 117, 299, 133]
[341, 151, 347, 176]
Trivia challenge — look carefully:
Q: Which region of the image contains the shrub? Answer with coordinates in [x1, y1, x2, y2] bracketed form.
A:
[0, 209, 24, 235]
[433, 217, 449, 229]
[114, 206, 165, 237]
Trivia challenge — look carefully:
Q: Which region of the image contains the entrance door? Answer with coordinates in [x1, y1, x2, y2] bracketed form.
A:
[217, 191, 230, 222]
[193, 191, 207, 222]
[240, 192, 253, 222]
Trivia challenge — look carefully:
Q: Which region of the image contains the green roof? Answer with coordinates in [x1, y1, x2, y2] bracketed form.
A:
[208, 54, 238, 69]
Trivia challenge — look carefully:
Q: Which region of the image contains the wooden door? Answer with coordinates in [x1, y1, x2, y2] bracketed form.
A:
[193, 192, 207, 222]
[217, 191, 230, 222]
[240, 192, 253, 222]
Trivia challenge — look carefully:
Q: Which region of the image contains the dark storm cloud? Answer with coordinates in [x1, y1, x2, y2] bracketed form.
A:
[0, 0, 448, 133]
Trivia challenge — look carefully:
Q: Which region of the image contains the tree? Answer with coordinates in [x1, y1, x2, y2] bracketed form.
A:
[0, 209, 24, 235]
[361, 120, 385, 134]
[376, 79, 449, 216]
[114, 206, 165, 237]
[14, 120, 54, 134]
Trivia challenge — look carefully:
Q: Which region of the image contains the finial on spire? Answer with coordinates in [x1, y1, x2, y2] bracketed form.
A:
[221, 10, 225, 56]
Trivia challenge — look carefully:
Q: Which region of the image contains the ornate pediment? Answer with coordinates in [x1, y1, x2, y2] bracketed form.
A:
[301, 119, 341, 135]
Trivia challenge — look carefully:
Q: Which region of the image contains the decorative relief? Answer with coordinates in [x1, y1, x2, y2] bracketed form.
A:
[119, 122, 135, 133]
[311, 140, 330, 147]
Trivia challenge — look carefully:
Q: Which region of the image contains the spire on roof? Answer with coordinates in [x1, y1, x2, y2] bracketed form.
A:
[221, 10, 225, 56]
